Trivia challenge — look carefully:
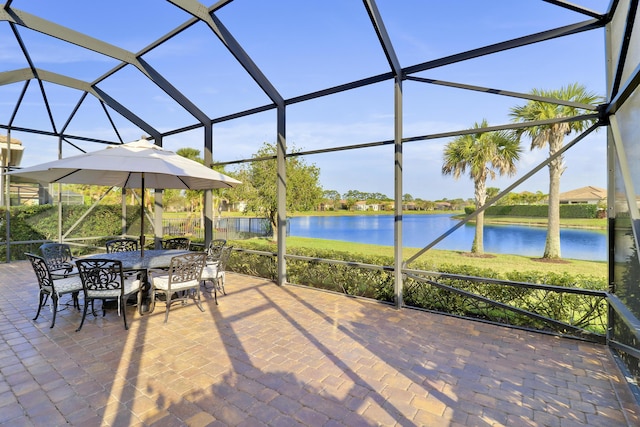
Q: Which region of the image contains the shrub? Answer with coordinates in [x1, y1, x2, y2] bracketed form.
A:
[484, 204, 598, 218]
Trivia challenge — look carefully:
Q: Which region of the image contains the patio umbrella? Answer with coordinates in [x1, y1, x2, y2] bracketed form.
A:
[7, 138, 241, 255]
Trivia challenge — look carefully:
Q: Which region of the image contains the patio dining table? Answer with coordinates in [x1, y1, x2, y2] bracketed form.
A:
[81, 249, 194, 314]
[83, 249, 193, 270]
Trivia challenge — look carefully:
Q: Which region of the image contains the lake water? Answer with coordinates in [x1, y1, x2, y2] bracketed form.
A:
[288, 214, 607, 261]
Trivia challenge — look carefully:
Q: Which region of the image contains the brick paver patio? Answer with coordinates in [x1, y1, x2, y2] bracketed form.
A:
[1, 260, 639, 426]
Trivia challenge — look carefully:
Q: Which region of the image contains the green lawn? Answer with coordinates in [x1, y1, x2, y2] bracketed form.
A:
[286, 236, 607, 279]
[171, 210, 607, 278]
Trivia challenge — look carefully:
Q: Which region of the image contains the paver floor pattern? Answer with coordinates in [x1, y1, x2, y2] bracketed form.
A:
[0, 260, 638, 426]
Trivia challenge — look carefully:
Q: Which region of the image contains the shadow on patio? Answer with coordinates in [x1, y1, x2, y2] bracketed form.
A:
[1, 260, 638, 426]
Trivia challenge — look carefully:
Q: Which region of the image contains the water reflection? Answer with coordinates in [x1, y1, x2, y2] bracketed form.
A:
[288, 214, 607, 261]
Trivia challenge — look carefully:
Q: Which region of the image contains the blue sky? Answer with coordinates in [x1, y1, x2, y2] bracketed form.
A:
[0, 0, 609, 201]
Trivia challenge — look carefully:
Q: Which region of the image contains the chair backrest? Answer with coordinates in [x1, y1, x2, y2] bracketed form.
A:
[161, 237, 191, 250]
[106, 238, 139, 253]
[26, 252, 55, 291]
[166, 252, 207, 286]
[75, 259, 125, 296]
[39, 243, 74, 273]
[206, 239, 227, 260]
[218, 245, 233, 271]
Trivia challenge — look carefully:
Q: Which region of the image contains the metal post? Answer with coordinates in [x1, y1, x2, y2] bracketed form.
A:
[153, 138, 163, 250]
[204, 125, 213, 246]
[140, 173, 145, 256]
[57, 137, 62, 242]
[277, 104, 287, 286]
[121, 189, 127, 235]
[4, 132, 11, 262]
[394, 75, 404, 308]
[154, 189, 163, 249]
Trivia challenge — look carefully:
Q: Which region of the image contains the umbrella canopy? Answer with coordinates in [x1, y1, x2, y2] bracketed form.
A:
[7, 138, 241, 254]
[8, 138, 240, 189]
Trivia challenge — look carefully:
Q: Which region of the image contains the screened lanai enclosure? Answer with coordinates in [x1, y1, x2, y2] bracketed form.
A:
[1, 0, 640, 402]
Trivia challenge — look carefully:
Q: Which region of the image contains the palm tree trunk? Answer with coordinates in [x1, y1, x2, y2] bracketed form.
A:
[472, 179, 486, 254]
[472, 210, 484, 254]
[544, 133, 563, 259]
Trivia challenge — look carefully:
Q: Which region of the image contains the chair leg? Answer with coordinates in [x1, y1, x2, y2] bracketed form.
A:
[50, 295, 59, 328]
[33, 291, 46, 321]
[164, 291, 171, 323]
[137, 290, 144, 316]
[148, 290, 156, 314]
[76, 300, 90, 332]
[220, 273, 226, 295]
[121, 296, 129, 330]
[193, 287, 205, 312]
[72, 291, 80, 310]
[203, 278, 218, 305]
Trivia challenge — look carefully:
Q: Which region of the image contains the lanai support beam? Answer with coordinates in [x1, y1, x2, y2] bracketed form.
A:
[277, 105, 287, 286]
[364, 0, 404, 307]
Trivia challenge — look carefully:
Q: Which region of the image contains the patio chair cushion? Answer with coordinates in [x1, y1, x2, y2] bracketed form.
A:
[42, 276, 83, 296]
[152, 275, 200, 292]
[201, 263, 221, 278]
[85, 278, 141, 299]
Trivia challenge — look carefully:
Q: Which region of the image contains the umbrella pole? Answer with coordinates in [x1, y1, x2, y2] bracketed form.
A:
[140, 173, 145, 257]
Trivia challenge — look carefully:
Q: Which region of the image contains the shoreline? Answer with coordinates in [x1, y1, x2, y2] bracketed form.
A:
[282, 210, 607, 230]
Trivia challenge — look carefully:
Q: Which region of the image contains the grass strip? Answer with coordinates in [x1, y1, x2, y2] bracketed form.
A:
[286, 236, 606, 279]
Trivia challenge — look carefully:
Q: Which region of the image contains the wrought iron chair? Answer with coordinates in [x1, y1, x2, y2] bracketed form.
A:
[106, 238, 139, 253]
[201, 245, 233, 304]
[75, 258, 142, 331]
[39, 242, 78, 278]
[26, 253, 83, 328]
[161, 237, 191, 250]
[106, 237, 143, 282]
[206, 239, 226, 263]
[149, 252, 207, 323]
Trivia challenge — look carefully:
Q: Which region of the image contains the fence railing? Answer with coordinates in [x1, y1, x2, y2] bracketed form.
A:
[227, 248, 609, 343]
[162, 216, 271, 240]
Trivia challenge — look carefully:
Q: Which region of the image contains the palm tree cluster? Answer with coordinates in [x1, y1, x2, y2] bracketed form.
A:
[442, 119, 521, 254]
[443, 83, 601, 258]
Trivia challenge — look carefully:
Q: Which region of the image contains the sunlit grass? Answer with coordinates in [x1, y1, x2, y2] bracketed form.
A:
[286, 236, 607, 279]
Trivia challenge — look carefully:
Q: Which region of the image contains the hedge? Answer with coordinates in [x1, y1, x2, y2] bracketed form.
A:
[0, 204, 148, 260]
[464, 204, 599, 218]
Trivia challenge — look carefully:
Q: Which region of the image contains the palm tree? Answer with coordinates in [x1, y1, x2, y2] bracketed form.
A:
[442, 119, 521, 254]
[510, 83, 600, 259]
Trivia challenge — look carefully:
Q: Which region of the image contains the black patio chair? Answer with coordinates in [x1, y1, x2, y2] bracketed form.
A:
[75, 258, 142, 331]
[201, 245, 233, 304]
[39, 242, 78, 278]
[106, 238, 139, 253]
[149, 252, 207, 323]
[26, 253, 83, 328]
[206, 239, 227, 262]
[161, 237, 191, 250]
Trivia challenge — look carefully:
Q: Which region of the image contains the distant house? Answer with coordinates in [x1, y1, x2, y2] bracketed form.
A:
[558, 186, 606, 205]
[354, 200, 381, 211]
[318, 201, 334, 211]
[435, 201, 452, 210]
[220, 200, 247, 212]
[354, 200, 367, 211]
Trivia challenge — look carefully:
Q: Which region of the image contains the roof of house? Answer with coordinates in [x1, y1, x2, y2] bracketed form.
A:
[0, 135, 22, 145]
[558, 186, 606, 201]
